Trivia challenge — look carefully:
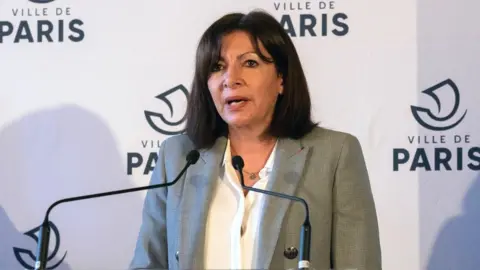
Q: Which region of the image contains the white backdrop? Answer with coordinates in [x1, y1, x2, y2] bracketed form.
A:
[0, 0, 478, 269]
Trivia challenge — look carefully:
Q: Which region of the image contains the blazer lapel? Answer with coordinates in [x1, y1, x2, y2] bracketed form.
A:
[176, 137, 227, 269]
[253, 137, 311, 269]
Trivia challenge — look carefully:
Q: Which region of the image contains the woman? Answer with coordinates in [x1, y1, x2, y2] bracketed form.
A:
[130, 10, 381, 270]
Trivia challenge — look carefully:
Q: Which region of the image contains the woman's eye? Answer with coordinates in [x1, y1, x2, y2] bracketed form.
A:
[245, 60, 258, 67]
[211, 63, 224, 72]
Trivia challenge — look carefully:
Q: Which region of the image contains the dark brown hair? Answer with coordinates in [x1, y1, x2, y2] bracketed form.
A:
[185, 10, 317, 149]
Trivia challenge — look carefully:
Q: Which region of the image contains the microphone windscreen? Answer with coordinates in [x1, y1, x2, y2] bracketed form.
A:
[186, 150, 200, 164]
[231, 155, 244, 170]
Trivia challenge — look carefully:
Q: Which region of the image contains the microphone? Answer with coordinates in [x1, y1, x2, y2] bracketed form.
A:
[34, 149, 200, 270]
[232, 155, 311, 270]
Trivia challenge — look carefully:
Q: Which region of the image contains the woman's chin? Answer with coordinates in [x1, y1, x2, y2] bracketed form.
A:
[224, 117, 253, 129]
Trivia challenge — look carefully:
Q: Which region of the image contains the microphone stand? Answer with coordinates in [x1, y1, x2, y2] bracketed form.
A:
[34, 150, 200, 270]
[232, 156, 311, 270]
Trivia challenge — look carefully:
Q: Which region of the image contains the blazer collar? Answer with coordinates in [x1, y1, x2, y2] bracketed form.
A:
[177, 136, 310, 269]
[198, 136, 227, 165]
[176, 136, 227, 268]
[252, 137, 311, 269]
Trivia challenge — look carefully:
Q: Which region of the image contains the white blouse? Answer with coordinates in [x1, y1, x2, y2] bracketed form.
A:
[203, 139, 277, 269]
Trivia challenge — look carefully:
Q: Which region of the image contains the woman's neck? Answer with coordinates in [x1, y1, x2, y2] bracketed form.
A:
[228, 127, 277, 157]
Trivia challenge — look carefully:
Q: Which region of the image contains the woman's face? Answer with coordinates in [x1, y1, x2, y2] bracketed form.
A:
[207, 31, 283, 131]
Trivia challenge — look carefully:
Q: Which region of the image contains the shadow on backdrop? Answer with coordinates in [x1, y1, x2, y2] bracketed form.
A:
[427, 174, 480, 270]
[0, 205, 72, 270]
[0, 105, 144, 269]
[417, 0, 480, 267]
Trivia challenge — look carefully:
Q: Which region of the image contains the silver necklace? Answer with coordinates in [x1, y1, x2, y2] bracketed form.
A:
[243, 169, 258, 180]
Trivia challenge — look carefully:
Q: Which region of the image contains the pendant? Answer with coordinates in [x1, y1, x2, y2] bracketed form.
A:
[249, 173, 256, 180]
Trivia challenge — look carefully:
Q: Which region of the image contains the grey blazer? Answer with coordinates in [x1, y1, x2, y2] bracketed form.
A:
[129, 127, 382, 270]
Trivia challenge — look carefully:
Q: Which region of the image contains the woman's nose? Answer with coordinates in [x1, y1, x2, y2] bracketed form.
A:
[223, 65, 242, 89]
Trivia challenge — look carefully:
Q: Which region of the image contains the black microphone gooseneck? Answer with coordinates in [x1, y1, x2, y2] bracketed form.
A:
[232, 155, 311, 270]
[34, 150, 200, 270]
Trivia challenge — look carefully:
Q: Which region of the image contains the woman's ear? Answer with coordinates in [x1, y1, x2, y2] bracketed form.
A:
[278, 74, 284, 95]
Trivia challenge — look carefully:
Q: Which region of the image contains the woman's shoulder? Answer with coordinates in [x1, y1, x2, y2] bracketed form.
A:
[158, 134, 196, 158]
[302, 126, 361, 147]
[161, 133, 193, 147]
[301, 126, 367, 166]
